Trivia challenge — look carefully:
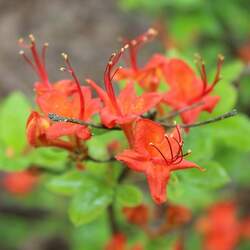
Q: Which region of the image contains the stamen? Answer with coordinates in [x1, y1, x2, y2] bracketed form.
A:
[42, 42, 49, 66]
[149, 142, 169, 165]
[199, 54, 224, 97]
[164, 134, 174, 162]
[111, 66, 122, 80]
[171, 136, 184, 164]
[61, 52, 85, 119]
[19, 50, 37, 72]
[123, 28, 158, 71]
[104, 46, 127, 115]
[19, 35, 50, 86]
[175, 125, 182, 144]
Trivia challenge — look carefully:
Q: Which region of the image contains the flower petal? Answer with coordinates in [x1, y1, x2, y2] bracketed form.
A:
[146, 164, 170, 204]
[116, 149, 149, 172]
[170, 159, 204, 171]
[47, 123, 91, 140]
[133, 119, 166, 156]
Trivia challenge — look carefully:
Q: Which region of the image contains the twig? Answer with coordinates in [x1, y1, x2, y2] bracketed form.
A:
[107, 204, 119, 234]
[0, 204, 50, 220]
[86, 156, 116, 163]
[160, 109, 238, 129]
[48, 113, 120, 130]
[158, 101, 204, 121]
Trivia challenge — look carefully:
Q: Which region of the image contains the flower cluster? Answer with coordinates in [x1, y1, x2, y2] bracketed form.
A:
[22, 28, 224, 204]
[197, 201, 250, 250]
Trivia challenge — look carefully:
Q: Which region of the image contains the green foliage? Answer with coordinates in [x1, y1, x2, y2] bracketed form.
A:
[0, 92, 30, 154]
[47, 170, 87, 196]
[116, 184, 143, 207]
[68, 182, 113, 226]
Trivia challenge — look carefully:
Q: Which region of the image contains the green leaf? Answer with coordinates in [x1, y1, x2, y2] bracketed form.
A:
[87, 131, 126, 160]
[116, 184, 142, 207]
[68, 182, 113, 226]
[179, 161, 230, 189]
[28, 147, 68, 170]
[0, 92, 31, 154]
[47, 170, 89, 196]
[184, 126, 214, 161]
[208, 114, 250, 152]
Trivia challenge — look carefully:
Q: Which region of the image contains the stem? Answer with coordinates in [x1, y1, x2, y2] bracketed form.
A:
[86, 156, 116, 163]
[158, 101, 204, 121]
[160, 109, 237, 129]
[48, 113, 120, 130]
[107, 204, 119, 234]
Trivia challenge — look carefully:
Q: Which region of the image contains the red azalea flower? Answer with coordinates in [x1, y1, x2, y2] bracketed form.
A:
[116, 119, 203, 204]
[2, 170, 38, 195]
[197, 201, 240, 250]
[163, 56, 224, 127]
[86, 44, 162, 139]
[123, 204, 149, 226]
[116, 28, 168, 92]
[105, 233, 143, 250]
[166, 203, 192, 227]
[20, 35, 100, 146]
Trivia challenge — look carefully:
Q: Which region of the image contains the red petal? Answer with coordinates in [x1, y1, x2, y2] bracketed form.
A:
[163, 59, 202, 101]
[118, 82, 137, 114]
[86, 79, 111, 108]
[132, 92, 162, 115]
[170, 159, 204, 171]
[133, 119, 166, 156]
[146, 164, 170, 204]
[100, 107, 119, 128]
[202, 95, 220, 112]
[47, 123, 91, 140]
[116, 149, 149, 172]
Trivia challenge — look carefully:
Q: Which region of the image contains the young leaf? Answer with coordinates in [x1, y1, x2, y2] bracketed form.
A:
[68, 183, 113, 226]
[47, 170, 88, 196]
[0, 92, 31, 154]
[116, 184, 142, 207]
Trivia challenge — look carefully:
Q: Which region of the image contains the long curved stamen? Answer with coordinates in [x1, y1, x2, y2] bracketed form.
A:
[111, 66, 123, 81]
[172, 149, 192, 165]
[19, 35, 50, 87]
[174, 125, 182, 144]
[126, 28, 158, 71]
[61, 53, 85, 119]
[104, 46, 128, 115]
[42, 42, 49, 67]
[29, 35, 50, 86]
[195, 54, 207, 94]
[19, 50, 37, 72]
[202, 54, 224, 96]
[171, 136, 184, 163]
[195, 54, 224, 100]
[149, 142, 169, 165]
[164, 134, 174, 162]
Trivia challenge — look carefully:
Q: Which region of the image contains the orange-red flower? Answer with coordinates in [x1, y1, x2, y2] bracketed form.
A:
[86, 45, 162, 129]
[116, 28, 168, 92]
[163, 57, 223, 126]
[166, 203, 192, 227]
[116, 119, 203, 204]
[2, 170, 38, 195]
[20, 35, 100, 149]
[123, 204, 149, 226]
[105, 233, 143, 250]
[197, 201, 240, 250]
